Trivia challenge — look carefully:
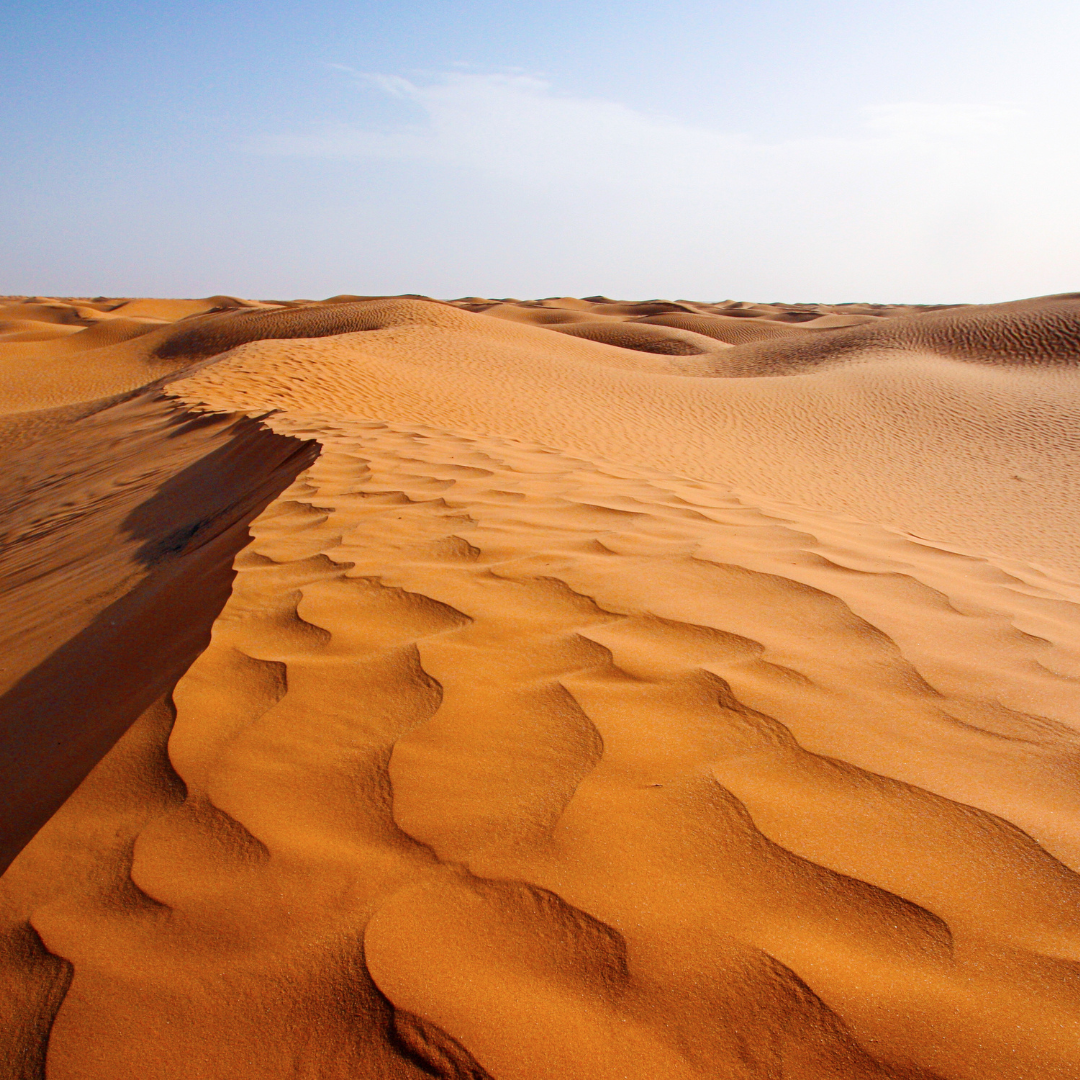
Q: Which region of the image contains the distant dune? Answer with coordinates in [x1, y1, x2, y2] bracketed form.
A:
[2, 291, 1080, 1079]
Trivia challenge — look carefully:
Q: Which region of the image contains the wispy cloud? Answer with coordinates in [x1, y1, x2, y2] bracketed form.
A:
[245, 72, 1080, 301]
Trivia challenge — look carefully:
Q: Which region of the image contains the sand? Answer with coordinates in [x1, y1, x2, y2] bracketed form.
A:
[2, 292, 1080, 1078]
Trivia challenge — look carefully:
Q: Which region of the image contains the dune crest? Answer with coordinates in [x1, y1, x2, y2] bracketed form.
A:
[2, 292, 1080, 1078]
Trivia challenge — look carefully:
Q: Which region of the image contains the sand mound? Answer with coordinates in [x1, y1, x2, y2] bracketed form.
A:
[549, 320, 733, 355]
[152, 298, 467, 361]
[105, 296, 266, 320]
[0, 320, 83, 343]
[2, 291, 1080, 1079]
[716, 293, 1080, 374]
[28, 317, 167, 351]
[458, 294, 1080, 372]
[0, 297, 277, 412]
[0, 302, 90, 326]
[168, 294, 1080, 571]
[635, 311, 810, 344]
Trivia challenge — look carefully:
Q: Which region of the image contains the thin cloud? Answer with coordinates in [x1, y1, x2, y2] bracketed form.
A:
[245, 73, 1080, 301]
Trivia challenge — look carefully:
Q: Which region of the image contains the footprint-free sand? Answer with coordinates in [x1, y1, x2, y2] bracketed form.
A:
[2, 291, 1080, 1078]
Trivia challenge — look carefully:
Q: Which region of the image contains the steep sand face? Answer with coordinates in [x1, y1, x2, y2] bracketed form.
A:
[1, 293, 1080, 1078]
[0, 391, 317, 871]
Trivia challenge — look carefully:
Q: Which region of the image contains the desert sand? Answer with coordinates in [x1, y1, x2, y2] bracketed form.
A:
[2, 290, 1080, 1078]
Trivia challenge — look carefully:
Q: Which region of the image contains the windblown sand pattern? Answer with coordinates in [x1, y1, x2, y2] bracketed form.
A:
[2, 292, 1080, 1078]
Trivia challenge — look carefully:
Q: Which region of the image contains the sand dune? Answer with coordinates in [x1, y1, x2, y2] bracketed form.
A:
[2, 292, 1080, 1078]
[0, 389, 315, 872]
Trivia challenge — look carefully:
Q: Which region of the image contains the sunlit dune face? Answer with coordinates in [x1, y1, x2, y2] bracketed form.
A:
[2, 292, 1080, 1079]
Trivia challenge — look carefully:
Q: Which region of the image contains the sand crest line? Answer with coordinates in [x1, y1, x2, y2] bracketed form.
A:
[2, 292, 1080, 1078]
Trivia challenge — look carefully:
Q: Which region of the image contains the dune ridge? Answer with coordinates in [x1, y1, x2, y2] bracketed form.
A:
[2, 292, 1080, 1078]
[0, 389, 316, 871]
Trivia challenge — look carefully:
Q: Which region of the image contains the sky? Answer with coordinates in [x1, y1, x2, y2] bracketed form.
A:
[2, 0, 1079, 302]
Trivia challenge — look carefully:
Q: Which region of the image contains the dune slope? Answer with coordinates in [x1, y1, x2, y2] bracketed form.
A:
[0, 390, 316, 871]
[1, 293, 1080, 1079]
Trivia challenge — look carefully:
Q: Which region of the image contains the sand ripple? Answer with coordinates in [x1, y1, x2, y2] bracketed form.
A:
[2, 292, 1080, 1077]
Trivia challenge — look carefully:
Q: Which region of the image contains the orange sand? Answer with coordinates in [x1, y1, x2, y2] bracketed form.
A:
[2, 292, 1080, 1078]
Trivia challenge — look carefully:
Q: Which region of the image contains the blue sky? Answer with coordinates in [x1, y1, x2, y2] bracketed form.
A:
[3, 0, 1079, 301]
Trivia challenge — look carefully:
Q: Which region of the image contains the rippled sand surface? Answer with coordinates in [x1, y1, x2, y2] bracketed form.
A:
[3, 292, 1080, 1079]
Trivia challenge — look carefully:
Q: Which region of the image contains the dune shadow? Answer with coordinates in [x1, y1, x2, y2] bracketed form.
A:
[0, 414, 317, 873]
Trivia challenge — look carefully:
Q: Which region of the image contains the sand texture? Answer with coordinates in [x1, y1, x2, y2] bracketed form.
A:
[3, 292, 1080, 1078]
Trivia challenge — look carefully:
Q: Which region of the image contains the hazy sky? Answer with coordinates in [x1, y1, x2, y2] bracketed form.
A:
[3, 0, 1079, 302]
